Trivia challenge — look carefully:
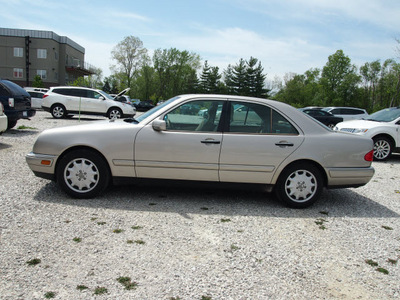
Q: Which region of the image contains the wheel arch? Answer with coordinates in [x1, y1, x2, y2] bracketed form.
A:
[55, 145, 112, 183]
[274, 159, 328, 189]
[372, 133, 396, 147]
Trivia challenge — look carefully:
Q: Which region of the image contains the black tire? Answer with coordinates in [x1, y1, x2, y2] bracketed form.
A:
[51, 104, 66, 119]
[56, 149, 110, 198]
[107, 107, 122, 119]
[7, 119, 18, 130]
[373, 136, 392, 161]
[275, 163, 323, 208]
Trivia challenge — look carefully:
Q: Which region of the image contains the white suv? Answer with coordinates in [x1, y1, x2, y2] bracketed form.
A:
[42, 86, 136, 119]
[334, 107, 400, 161]
[0, 102, 7, 134]
[322, 107, 368, 121]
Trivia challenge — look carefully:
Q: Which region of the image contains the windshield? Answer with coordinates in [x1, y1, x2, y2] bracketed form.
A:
[366, 107, 400, 122]
[98, 90, 114, 100]
[135, 96, 181, 122]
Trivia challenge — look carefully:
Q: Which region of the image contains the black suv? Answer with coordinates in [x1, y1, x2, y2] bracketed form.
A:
[0, 79, 36, 129]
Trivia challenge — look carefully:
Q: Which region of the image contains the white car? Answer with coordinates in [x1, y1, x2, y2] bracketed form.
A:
[322, 107, 369, 121]
[334, 107, 400, 161]
[26, 90, 45, 109]
[42, 86, 136, 119]
[0, 102, 7, 134]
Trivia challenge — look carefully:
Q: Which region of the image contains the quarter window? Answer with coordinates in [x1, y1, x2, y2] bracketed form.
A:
[13, 68, 23, 78]
[14, 47, 23, 57]
[164, 100, 224, 132]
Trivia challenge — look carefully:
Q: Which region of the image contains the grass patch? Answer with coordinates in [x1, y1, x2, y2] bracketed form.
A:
[376, 267, 389, 275]
[94, 287, 108, 295]
[135, 240, 145, 245]
[387, 258, 398, 265]
[90, 217, 98, 221]
[131, 225, 143, 230]
[97, 221, 106, 225]
[201, 296, 212, 300]
[127, 240, 134, 244]
[17, 125, 37, 130]
[73, 237, 82, 243]
[315, 218, 327, 230]
[117, 277, 138, 290]
[230, 244, 240, 251]
[26, 258, 41, 266]
[113, 229, 124, 233]
[76, 285, 89, 291]
[44, 291, 56, 299]
[221, 218, 231, 223]
[382, 225, 393, 230]
[365, 259, 379, 267]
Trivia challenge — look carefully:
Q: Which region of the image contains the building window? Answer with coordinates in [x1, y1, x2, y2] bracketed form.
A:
[37, 70, 47, 79]
[37, 49, 47, 59]
[14, 48, 23, 57]
[13, 68, 23, 78]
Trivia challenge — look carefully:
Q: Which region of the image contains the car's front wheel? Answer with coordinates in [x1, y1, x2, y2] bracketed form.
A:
[56, 149, 110, 198]
[373, 136, 392, 161]
[275, 163, 323, 208]
[107, 108, 122, 119]
[51, 104, 66, 119]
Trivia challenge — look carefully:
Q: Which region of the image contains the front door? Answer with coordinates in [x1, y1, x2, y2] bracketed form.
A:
[134, 99, 225, 181]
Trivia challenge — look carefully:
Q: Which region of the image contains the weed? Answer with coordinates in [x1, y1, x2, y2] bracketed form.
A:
[113, 229, 124, 233]
[230, 244, 240, 251]
[237, 230, 244, 233]
[376, 267, 389, 275]
[131, 225, 143, 230]
[387, 258, 398, 265]
[319, 211, 329, 215]
[315, 218, 327, 229]
[149, 203, 157, 206]
[44, 291, 56, 299]
[90, 217, 98, 221]
[170, 297, 181, 300]
[382, 225, 393, 230]
[200, 207, 209, 210]
[365, 259, 378, 267]
[117, 277, 138, 290]
[135, 240, 145, 245]
[26, 258, 41, 266]
[201, 296, 212, 300]
[77, 285, 89, 291]
[97, 221, 106, 225]
[73, 237, 82, 243]
[94, 287, 108, 295]
[221, 218, 231, 223]
[64, 220, 71, 223]
[127, 240, 134, 244]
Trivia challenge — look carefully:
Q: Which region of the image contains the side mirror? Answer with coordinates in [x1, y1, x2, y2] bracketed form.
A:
[99, 96, 105, 100]
[152, 119, 166, 131]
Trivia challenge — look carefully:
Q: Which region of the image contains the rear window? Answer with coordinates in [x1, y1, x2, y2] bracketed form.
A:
[0, 80, 30, 97]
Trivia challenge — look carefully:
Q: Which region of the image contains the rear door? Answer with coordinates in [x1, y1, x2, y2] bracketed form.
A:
[219, 100, 304, 184]
[135, 98, 225, 181]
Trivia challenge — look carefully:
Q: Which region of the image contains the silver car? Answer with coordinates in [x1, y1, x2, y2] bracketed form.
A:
[26, 95, 375, 208]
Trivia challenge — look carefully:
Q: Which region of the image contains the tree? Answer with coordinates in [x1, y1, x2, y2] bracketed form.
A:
[321, 50, 361, 106]
[111, 36, 148, 89]
[32, 75, 44, 88]
[200, 61, 222, 93]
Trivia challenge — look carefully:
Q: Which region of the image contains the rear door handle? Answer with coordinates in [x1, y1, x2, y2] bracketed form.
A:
[275, 141, 294, 147]
[201, 140, 221, 144]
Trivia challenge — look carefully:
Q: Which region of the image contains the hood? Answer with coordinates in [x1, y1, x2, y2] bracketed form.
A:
[115, 88, 130, 98]
[335, 119, 385, 129]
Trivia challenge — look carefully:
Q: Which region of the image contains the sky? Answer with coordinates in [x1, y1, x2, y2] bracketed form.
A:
[1, 0, 400, 84]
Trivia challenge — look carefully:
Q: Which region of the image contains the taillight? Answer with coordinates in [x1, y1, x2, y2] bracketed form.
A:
[364, 150, 374, 162]
[8, 97, 15, 107]
[43, 94, 49, 98]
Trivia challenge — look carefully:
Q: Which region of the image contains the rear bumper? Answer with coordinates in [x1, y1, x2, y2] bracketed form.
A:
[5, 109, 36, 121]
[326, 167, 375, 188]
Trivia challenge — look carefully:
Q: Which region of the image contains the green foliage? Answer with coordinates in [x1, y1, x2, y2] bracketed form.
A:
[32, 75, 44, 88]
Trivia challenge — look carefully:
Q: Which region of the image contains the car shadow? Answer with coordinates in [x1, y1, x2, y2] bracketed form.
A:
[34, 181, 399, 219]
[0, 142, 12, 150]
[2, 129, 39, 137]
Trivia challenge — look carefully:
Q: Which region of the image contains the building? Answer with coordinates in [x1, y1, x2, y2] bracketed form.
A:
[0, 28, 95, 88]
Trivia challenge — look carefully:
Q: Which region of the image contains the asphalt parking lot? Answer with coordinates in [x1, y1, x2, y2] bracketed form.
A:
[1, 111, 399, 299]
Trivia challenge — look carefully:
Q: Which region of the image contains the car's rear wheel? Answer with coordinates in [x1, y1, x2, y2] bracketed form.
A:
[275, 163, 323, 208]
[56, 149, 110, 198]
[107, 108, 122, 119]
[373, 136, 392, 161]
[51, 104, 66, 119]
[7, 119, 17, 130]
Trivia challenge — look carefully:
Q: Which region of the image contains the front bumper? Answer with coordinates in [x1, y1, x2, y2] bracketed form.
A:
[326, 167, 375, 188]
[26, 152, 57, 180]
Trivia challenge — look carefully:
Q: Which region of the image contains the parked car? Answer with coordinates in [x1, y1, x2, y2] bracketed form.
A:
[26, 94, 375, 208]
[322, 107, 368, 121]
[26, 90, 45, 109]
[299, 108, 343, 128]
[133, 100, 155, 112]
[334, 106, 400, 161]
[42, 86, 136, 119]
[110, 88, 132, 105]
[0, 102, 7, 134]
[0, 79, 36, 129]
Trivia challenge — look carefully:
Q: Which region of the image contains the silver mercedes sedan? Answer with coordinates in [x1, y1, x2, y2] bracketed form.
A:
[26, 95, 375, 208]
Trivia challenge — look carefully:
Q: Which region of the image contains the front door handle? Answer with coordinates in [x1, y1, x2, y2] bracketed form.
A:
[275, 141, 294, 147]
[201, 140, 221, 144]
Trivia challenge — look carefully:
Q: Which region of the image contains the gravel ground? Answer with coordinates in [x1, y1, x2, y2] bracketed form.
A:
[0, 111, 399, 300]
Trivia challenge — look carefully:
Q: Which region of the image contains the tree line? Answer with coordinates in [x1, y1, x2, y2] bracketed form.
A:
[75, 36, 400, 112]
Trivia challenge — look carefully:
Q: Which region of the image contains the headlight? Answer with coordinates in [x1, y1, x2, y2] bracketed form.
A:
[352, 128, 369, 134]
